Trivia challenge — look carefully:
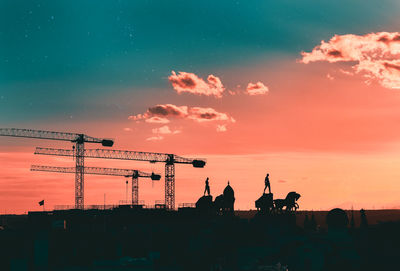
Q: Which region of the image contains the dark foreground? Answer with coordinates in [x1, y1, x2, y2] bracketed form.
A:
[1, 207, 400, 270]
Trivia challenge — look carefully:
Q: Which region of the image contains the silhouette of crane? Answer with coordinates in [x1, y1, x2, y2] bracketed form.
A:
[34, 147, 206, 210]
[0, 128, 113, 209]
[31, 165, 161, 205]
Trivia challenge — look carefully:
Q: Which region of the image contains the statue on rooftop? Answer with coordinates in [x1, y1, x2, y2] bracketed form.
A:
[204, 177, 210, 196]
[264, 173, 271, 194]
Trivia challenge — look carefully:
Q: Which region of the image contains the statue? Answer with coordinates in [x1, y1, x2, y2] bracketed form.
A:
[264, 173, 271, 194]
[274, 192, 301, 213]
[196, 177, 213, 212]
[204, 177, 210, 196]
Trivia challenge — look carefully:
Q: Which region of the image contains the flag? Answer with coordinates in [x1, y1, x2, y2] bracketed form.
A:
[38, 200, 44, 206]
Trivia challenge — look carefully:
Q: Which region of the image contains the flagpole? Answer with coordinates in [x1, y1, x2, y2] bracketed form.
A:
[38, 200, 45, 211]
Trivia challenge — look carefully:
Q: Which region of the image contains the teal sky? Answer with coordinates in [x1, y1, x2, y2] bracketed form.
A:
[1, 0, 399, 123]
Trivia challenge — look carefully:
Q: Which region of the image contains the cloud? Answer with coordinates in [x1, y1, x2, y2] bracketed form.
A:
[152, 125, 181, 135]
[326, 74, 334, 80]
[168, 71, 225, 98]
[131, 114, 171, 123]
[300, 32, 400, 89]
[146, 135, 164, 141]
[187, 107, 235, 123]
[147, 103, 188, 117]
[129, 104, 187, 121]
[145, 117, 170, 124]
[278, 179, 287, 183]
[129, 104, 235, 124]
[123, 128, 132, 132]
[339, 69, 354, 76]
[245, 82, 269, 95]
[216, 124, 227, 132]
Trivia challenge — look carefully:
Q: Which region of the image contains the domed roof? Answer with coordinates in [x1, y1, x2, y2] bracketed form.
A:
[223, 182, 234, 198]
[326, 208, 348, 229]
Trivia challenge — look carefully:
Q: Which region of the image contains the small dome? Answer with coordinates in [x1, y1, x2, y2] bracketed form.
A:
[223, 182, 234, 198]
[326, 208, 348, 229]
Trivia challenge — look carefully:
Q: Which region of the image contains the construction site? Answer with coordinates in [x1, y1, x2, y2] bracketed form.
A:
[1, 128, 400, 271]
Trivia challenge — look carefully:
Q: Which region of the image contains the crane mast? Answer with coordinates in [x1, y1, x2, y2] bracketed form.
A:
[31, 165, 160, 205]
[0, 128, 113, 209]
[75, 135, 85, 209]
[35, 147, 206, 210]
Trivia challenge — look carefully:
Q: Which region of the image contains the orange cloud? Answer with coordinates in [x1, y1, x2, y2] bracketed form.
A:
[245, 82, 269, 95]
[129, 104, 235, 124]
[300, 32, 400, 89]
[168, 71, 225, 98]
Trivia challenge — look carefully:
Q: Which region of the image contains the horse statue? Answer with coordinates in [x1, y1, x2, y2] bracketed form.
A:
[274, 192, 301, 213]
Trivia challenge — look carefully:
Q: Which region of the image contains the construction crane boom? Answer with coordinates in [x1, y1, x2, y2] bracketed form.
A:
[0, 128, 113, 146]
[35, 147, 205, 167]
[31, 165, 161, 205]
[35, 147, 206, 210]
[0, 128, 113, 209]
[31, 165, 155, 177]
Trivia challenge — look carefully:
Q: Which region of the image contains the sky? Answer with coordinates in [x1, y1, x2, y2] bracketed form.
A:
[1, 0, 400, 213]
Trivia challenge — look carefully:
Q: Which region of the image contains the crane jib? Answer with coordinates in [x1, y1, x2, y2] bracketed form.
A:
[0, 128, 114, 146]
[1, 128, 114, 210]
[33, 146, 206, 210]
[34, 147, 206, 167]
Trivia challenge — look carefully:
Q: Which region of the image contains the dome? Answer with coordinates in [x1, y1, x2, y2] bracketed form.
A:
[326, 208, 348, 229]
[223, 182, 234, 198]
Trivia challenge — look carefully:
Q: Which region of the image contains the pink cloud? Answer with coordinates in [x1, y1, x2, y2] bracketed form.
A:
[339, 69, 354, 76]
[129, 104, 235, 124]
[168, 71, 225, 98]
[147, 103, 188, 117]
[145, 117, 170, 124]
[326, 74, 334, 80]
[216, 124, 227, 132]
[245, 82, 269, 95]
[129, 104, 187, 121]
[146, 135, 164, 141]
[152, 125, 181, 135]
[187, 107, 235, 123]
[300, 32, 400, 89]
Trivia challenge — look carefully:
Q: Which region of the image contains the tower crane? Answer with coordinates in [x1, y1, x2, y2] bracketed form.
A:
[31, 165, 161, 205]
[34, 147, 206, 210]
[0, 128, 113, 209]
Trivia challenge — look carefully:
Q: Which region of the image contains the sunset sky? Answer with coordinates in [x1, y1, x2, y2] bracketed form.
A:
[2, 1, 400, 213]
